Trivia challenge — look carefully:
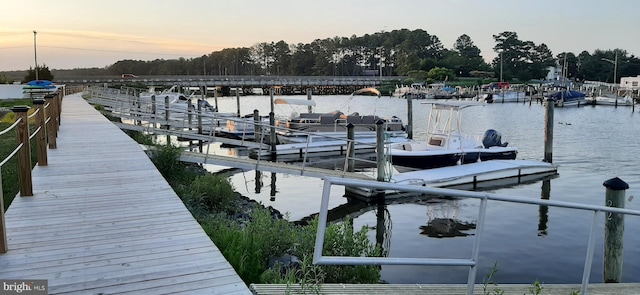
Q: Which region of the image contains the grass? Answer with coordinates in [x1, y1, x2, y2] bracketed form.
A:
[145, 139, 382, 286]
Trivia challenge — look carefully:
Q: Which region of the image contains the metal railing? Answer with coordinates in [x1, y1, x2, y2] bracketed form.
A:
[313, 177, 640, 295]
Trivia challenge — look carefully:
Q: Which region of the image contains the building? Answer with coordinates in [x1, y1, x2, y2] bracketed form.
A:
[620, 75, 640, 90]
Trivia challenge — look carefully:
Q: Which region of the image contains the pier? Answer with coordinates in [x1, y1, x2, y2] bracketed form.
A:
[0, 93, 251, 294]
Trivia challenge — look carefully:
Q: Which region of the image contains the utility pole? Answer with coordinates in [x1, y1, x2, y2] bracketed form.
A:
[33, 30, 38, 81]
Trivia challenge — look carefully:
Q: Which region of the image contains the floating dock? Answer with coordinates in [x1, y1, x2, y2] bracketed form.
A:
[346, 159, 558, 197]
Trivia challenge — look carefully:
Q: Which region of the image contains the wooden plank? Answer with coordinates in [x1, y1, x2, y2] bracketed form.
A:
[0, 93, 251, 294]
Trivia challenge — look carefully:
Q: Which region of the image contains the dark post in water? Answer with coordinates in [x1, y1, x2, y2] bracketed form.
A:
[603, 177, 629, 283]
[406, 93, 413, 139]
[346, 123, 355, 172]
[376, 120, 385, 182]
[544, 98, 554, 163]
[306, 88, 313, 114]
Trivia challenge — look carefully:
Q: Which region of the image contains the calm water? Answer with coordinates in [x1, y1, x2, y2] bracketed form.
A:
[202, 94, 640, 284]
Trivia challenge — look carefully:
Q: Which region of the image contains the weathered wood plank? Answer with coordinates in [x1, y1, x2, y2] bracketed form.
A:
[0, 93, 251, 294]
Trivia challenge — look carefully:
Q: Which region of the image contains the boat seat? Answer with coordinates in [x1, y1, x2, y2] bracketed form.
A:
[346, 116, 362, 124]
[361, 116, 377, 124]
[428, 136, 444, 146]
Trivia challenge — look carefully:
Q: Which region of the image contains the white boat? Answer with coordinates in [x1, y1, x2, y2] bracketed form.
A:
[274, 88, 407, 144]
[388, 101, 518, 172]
[585, 95, 635, 106]
[482, 91, 528, 103]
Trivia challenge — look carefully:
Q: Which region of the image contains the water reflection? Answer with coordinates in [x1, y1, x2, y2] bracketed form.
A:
[538, 179, 551, 236]
[418, 198, 477, 238]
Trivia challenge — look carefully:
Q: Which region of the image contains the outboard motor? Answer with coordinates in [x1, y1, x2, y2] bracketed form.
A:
[483, 93, 494, 103]
[482, 129, 508, 148]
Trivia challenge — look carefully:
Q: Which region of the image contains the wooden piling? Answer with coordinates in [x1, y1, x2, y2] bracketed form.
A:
[236, 90, 241, 117]
[306, 88, 313, 113]
[33, 99, 48, 166]
[12, 106, 33, 197]
[603, 177, 629, 283]
[406, 93, 413, 139]
[253, 109, 261, 142]
[375, 120, 385, 182]
[269, 112, 276, 156]
[544, 98, 554, 163]
[346, 123, 355, 172]
[213, 88, 219, 111]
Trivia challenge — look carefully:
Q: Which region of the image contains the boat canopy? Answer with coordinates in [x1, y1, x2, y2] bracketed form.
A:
[548, 90, 586, 99]
[352, 87, 381, 96]
[274, 98, 317, 107]
[422, 101, 485, 110]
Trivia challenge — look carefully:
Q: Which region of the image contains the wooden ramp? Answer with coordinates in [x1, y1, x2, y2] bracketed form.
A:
[0, 93, 251, 294]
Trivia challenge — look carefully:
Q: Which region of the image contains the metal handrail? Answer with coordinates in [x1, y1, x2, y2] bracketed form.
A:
[314, 177, 640, 295]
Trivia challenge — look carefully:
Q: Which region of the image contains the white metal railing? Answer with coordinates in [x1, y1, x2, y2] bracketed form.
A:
[313, 177, 640, 295]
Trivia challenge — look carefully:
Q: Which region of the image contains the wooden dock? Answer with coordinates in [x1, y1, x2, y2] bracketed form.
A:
[0, 93, 251, 294]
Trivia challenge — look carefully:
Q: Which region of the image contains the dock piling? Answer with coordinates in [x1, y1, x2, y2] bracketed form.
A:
[544, 97, 554, 163]
[375, 120, 385, 182]
[603, 177, 629, 283]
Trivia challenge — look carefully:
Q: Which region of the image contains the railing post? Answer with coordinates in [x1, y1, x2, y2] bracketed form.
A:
[55, 91, 62, 126]
[603, 177, 629, 283]
[44, 94, 58, 149]
[33, 99, 48, 166]
[12, 106, 33, 197]
[0, 167, 6, 253]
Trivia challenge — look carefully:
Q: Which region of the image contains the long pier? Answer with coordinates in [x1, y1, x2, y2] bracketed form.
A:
[0, 93, 251, 294]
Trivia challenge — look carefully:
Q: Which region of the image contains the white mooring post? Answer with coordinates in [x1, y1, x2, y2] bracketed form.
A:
[603, 177, 629, 283]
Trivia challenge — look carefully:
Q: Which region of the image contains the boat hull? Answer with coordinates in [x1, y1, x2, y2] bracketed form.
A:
[390, 148, 518, 171]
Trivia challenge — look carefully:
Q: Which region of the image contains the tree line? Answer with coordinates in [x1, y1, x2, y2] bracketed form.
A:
[3, 29, 639, 84]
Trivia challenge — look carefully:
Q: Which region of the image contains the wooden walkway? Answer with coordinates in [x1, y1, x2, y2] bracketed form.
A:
[0, 93, 251, 294]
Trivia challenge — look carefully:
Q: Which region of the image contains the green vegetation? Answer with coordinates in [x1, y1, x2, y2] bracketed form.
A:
[21, 65, 54, 83]
[146, 140, 382, 286]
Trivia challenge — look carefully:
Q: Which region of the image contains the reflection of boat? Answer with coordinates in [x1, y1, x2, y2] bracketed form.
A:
[388, 101, 518, 172]
[420, 198, 476, 238]
[546, 90, 586, 107]
[274, 88, 406, 144]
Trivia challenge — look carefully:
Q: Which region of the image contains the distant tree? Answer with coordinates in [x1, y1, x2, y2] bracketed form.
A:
[454, 34, 481, 59]
[0, 73, 12, 84]
[492, 31, 554, 81]
[22, 65, 54, 83]
[427, 67, 457, 81]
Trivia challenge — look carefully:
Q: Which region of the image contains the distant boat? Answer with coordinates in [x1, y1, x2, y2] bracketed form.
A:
[546, 90, 586, 107]
[273, 88, 406, 144]
[23, 80, 58, 98]
[585, 95, 635, 106]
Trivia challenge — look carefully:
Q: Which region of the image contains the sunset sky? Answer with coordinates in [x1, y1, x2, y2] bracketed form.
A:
[1, 0, 638, 71]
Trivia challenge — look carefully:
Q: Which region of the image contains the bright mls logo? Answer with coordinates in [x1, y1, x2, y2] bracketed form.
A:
[0, 280, 47, 295]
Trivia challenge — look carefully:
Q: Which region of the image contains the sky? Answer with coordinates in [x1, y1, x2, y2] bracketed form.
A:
[1, 0, 639, 71]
